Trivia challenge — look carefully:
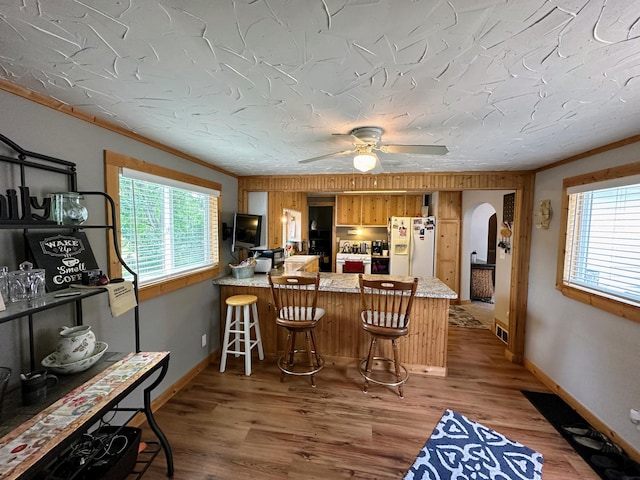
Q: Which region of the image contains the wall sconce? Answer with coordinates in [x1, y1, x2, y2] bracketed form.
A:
[535, 199, 552, 229]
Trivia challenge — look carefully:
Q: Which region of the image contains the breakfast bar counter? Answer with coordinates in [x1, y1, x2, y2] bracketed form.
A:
[213, 272, 457, 376]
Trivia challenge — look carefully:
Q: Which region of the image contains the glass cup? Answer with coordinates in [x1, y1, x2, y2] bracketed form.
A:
[20, 370, 58, 406]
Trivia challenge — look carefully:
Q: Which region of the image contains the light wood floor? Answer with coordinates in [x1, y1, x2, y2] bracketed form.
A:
[138, 327, 598, 480]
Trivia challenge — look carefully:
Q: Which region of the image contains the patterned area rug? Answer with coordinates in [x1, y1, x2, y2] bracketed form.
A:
[449, 305, 489, 329]
[404, 409, 544, 480]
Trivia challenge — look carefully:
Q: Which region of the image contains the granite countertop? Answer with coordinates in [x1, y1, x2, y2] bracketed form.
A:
[213, 272, 457, 299]
[284, 254, 320, 263]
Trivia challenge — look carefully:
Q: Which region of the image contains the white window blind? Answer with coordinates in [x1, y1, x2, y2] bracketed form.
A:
[564, 181, 640, 305]
[119, 169, 219, 285]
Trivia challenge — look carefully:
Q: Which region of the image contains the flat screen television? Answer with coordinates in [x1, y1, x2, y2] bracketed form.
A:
[232, 213, 263, 251]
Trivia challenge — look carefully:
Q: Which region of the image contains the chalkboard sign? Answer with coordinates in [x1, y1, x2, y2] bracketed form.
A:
[25, 232, 99, 291]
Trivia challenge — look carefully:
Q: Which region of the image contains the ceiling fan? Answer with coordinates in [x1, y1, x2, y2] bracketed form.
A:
[298, 126, 448, 172]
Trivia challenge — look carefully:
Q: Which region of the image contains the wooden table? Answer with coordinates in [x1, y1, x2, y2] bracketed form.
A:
[213, 273, 457, 376]
[0, 352, 173, 479]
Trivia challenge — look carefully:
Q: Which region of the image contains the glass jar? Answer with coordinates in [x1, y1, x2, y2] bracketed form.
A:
[50, 192, 88, 225]
[8, 261, 45, 302]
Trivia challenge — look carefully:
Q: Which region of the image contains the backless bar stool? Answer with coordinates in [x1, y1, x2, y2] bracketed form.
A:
[220, 294, 264, 376]
[358, 274, 418, 398]
[268, 272, 325, 387]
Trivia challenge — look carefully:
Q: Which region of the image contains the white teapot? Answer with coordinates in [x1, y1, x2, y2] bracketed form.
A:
[56, 325, 96, 364]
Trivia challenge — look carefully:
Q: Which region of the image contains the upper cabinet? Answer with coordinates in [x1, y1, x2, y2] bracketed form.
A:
[404, 194, 425, 217]
[337, 194, 425, 226]
[336, 194, 362, 226]
[361, 195, 388, 226]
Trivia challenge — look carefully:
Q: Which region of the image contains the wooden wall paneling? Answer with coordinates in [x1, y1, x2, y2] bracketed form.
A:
[238, 171, 532, 195]
[435, 191, 462, 298]
[266, 191, 309, 249]
[506, 176, 534, 363]
[268, 191, 283, 248]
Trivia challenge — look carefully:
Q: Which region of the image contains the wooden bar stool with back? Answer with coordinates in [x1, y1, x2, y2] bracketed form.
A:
[268, 272, 325, 387]
[358, 274, 418, 398]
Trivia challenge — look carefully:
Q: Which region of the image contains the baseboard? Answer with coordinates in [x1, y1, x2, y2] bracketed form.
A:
[128, 349, 219, 427]
[523, 357, 640, 464]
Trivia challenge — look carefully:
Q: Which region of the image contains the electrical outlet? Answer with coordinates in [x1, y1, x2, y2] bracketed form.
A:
[201, 333, 207, 348]
[630, 408, 640, 424]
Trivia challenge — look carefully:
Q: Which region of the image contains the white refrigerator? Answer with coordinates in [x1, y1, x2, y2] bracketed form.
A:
[389, 216, 436, 276]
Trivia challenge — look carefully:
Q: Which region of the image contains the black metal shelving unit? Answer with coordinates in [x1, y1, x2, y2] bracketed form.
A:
[0, 133, 173, 479]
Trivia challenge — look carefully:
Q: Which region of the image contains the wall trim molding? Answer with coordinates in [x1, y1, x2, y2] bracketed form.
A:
[524, 357, 639, 463]
[0, 78, 237, 179]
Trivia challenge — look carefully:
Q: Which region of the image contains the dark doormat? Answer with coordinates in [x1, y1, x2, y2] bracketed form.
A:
[522, 390, 640, 480]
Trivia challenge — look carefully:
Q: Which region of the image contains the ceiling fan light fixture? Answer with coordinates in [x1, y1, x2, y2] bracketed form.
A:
[353, 151, 378, 172]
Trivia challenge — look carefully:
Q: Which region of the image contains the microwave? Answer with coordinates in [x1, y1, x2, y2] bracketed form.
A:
[255, 248, 285, 268]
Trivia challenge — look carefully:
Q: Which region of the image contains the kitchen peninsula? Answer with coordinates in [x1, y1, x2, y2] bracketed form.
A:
[213, 272, 457, 376]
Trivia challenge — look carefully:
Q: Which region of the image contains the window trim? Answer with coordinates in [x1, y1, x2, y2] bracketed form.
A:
[105, 150, 222, 301]
[556, 161, 640, 323]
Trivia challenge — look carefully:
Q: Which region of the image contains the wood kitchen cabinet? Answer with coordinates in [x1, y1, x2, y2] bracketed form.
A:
[361, 195, 387, 225]
[338, 194, 426, 225]
[337, 194, 387, 226]
[336, 194, 362, 225]
[404, 194, 424, 216]
[388, 194, 424, 217]
[387, 195, 405, 218]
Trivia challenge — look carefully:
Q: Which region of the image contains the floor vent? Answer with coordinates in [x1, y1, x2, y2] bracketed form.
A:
[496, 325, 509, 344]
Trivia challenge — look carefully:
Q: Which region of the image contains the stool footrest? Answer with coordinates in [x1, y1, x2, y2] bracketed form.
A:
[277, 350, 324, 377]
[225, 339, 262, 355]
[358, 356, 409, 387]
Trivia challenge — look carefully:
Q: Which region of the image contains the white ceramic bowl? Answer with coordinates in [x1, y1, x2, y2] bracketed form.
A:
[41, 342, 108, 374]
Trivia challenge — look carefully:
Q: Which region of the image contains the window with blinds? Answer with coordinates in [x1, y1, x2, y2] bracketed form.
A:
[562, 175, 640, 307]
[118, 168, 220, 285]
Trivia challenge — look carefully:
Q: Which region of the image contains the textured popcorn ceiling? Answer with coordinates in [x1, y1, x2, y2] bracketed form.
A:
[1, 0, 639, 176]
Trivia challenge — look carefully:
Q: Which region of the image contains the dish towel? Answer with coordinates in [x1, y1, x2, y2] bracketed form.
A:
[72, 281, 137, 317]
[344, 260, 364, 273]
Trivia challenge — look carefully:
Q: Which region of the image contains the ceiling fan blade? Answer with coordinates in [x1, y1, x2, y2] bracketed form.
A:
[298, 149, 355, 164]
[378, 144, 449, 155]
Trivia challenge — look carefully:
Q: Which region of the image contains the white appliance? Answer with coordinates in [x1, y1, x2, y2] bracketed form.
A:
[389, 216, 436, 276]
[336, 241, 372, 274]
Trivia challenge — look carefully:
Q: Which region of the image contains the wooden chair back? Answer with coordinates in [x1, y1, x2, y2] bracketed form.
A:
[358, 274, 418, 332]
[268, 273, 321, 326]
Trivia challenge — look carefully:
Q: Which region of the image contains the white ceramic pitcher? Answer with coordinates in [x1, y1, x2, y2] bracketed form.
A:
[56, 325, 96, 365]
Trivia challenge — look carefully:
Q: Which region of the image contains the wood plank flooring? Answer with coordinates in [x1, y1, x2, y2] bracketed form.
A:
[138, 327, 598, 480]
